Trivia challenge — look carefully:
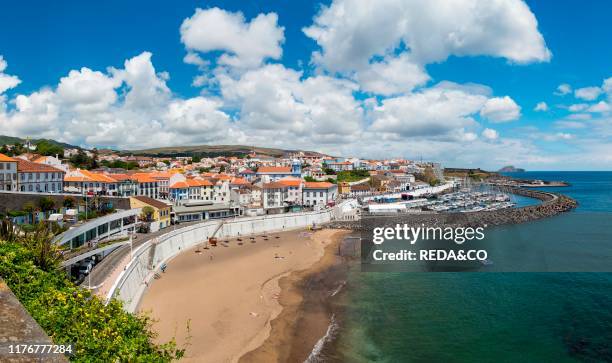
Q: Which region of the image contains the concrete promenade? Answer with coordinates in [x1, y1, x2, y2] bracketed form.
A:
[106, 201, 354, 312]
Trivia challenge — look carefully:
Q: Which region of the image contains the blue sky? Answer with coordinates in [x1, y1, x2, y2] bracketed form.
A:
[0, 0, 610, 170]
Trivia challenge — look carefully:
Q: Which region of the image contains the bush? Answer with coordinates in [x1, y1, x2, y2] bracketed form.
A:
[0, 241, 185, 361]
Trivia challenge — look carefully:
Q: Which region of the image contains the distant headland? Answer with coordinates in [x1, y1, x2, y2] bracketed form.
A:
[498, 165, 525, 173]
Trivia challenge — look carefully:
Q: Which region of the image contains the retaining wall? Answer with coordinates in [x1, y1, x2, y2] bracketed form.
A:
[108, 202, 350, 312]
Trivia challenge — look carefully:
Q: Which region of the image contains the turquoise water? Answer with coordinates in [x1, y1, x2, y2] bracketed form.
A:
[336, 172, 612, 362]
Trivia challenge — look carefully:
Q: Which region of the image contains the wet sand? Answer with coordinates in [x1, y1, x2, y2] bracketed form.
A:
[139, 228, 349, 362]
[239, 229, 352, 363]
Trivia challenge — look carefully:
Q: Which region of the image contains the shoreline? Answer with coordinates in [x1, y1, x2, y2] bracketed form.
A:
[138, 228, 350, 362]
[239, 229, 352, 362]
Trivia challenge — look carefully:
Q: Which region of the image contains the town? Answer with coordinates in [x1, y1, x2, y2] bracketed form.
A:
[0, 138, 450, 283]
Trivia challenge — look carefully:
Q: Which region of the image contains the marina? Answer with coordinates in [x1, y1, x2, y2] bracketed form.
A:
[364, 188, 520, 214]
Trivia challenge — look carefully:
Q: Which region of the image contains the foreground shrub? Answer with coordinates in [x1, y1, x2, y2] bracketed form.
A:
[0, 241, 184, 362]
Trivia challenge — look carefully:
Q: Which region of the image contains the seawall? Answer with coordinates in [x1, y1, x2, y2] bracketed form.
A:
[107, 202, 353, 313]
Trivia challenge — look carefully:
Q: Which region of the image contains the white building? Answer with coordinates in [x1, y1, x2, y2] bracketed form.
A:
[302, 182, 338, 207]
[15, 159, 65, 193]
[262, 182, 289, 211]
[0, 154, 18, 191]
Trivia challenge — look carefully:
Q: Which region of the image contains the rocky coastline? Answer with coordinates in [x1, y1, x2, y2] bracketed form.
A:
[329, 186, 578, 231]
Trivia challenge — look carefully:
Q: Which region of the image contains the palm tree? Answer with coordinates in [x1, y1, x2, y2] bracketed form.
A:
[20, 222, 61, 271]
[0, 218, 18, 243]
[23, 201, 37, 225]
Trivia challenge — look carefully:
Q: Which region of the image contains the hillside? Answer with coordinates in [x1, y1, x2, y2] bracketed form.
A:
[124, 144, 327, 158]
[0, 135, 79, 149]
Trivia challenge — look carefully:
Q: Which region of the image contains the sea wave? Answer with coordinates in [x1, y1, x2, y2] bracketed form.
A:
[305, 314, 339, 363]
[330, 281, 346, 297]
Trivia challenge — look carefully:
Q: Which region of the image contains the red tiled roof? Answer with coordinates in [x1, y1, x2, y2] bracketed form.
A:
[262, 182, 289, 189]
[15, 159, 64, 173]
[304, 182, 335, 189]
[257, 166, 292, 173]
[0, 153, 16, 162]
[277, 177, 302, 187]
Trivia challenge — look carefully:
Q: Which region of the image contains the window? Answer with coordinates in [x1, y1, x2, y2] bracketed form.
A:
[28, 185, 33, 191]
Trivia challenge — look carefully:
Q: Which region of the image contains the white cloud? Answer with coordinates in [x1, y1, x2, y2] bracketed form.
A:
[218, 63, 363, 143]
[554, 120, 586, 129]
[305, 0, 550, 70]
[482, 128, 499, 140]
[369, 81, 490, 138]
[543, 132, 573, 141]
[303, 0, 549, 95]
[0, 56, 21, 94]
[57, 67, 121, 112]
[554, 83, 571, 96]
[0, 52, 235, 149]
[568, 103, 588, 112]
[587, 101, 610, 113]
[480, 96, 521, 122]
[603, 77, 612, 97]
[355, 53, 430, 95]
[574, 86, 602, 101]
[566, 113, 592, 120]
[534, 101, 548, 111]
[180, 8, 284, 69]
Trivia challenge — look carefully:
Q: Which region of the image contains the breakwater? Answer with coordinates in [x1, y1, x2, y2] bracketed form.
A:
[329, 187, 578, 230]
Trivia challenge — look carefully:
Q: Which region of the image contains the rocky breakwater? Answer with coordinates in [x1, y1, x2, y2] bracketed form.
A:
[329, 187, 578, 231]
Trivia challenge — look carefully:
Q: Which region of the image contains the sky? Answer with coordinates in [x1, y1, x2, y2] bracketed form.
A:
[0, 0, 610, 170]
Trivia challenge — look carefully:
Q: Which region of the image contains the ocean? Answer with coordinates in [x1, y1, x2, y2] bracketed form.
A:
[329, 172, 612, 362]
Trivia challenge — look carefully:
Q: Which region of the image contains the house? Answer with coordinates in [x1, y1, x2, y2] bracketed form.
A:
[276, 177, 303, 205]
[33, 155, 68, 172]
[256, 161, 301, 182]
[262, 182, 289, 212]
[371, 174, 392, 192]
[129, 196, 171, 230]
[326, 161, 354, 172]
[238, 168, 256, 181]
[132, 173, 160, 199]
[64, 170, 118, 195]
[0, 153, 18, 191]
[350, 183, 372, 197]
[15, 159, 65, 193]
[302, 182, 337, 207]
[338, 182, 351, 195]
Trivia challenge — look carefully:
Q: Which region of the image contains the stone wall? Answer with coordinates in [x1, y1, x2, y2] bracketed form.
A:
[0, 279, 67, 362]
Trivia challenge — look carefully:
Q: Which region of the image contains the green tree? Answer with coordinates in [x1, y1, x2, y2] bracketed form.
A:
[140, 206, 155, 222]
[63, 196, 75, 208]
[192, 155, 202, 163]
[304, 176, 316, 182]
[35, 140, 63, 157]
[38, 196, 56, 213]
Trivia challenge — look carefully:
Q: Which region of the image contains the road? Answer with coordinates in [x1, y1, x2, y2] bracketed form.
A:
[81, 221, 202, 289]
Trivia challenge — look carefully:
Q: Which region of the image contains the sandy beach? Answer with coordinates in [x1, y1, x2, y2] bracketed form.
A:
[139, 228, 350, 362]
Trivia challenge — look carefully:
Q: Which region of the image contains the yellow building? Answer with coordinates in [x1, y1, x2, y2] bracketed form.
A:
[338, 181, 351, 195]
[129, 196, 171, 230]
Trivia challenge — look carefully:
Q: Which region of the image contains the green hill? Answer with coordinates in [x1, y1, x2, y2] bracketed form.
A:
[0, 135, 79, 149]
[124, 144, 327, 158]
